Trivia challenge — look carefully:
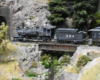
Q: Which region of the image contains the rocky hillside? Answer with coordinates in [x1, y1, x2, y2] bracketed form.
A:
[0, 0, 51, 37]
[0, 42, 100, 80]
[55, 45, 100, 80]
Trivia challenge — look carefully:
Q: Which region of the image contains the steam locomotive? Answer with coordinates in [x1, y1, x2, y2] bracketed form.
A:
[13, 26, 56, 42]
[13, 25, 100, 45]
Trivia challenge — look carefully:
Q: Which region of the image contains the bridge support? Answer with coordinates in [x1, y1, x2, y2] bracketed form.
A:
[38, 43, 78, 52]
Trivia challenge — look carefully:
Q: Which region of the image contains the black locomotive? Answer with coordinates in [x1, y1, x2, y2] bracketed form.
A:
[13, 26, 56, 41]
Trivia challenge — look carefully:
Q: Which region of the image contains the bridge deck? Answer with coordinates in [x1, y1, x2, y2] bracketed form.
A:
[38, 43, 78, 52]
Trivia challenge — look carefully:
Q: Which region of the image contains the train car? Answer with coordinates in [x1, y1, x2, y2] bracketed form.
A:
[88, 27, 100, 44]
[56, 28, 87, 43]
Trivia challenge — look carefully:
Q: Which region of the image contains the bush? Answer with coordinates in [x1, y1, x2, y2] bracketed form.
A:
[42, 61, 51, 68]
[76, 55, 92, 67]
[40, 54, 51, 61]
[60, 55, 70, 66]
[31, 61, 38, 68]
[53, 59, 59, 66]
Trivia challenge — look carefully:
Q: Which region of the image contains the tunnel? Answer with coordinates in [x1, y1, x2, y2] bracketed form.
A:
[0, 16, 6, 25]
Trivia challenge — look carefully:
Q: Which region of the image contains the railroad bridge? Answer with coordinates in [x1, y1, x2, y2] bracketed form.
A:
[38, 43, 78, 52]
[0, 5, 11, 38]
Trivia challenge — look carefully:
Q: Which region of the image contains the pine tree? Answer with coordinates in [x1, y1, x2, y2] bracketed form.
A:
[73, 0, 97, 31]
[48, 0, 69, 27]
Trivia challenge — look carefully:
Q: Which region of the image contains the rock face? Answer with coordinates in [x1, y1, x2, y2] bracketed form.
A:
[0, 0, 50, 37]
[77, 57, 100, 80]
[0, 43, 49, 80]
[54, 70, 78, 80]
[70, 45, 100, 66]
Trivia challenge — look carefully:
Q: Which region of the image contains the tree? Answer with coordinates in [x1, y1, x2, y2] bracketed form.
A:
[48, 0, 69, 27]
[95, 12, 100, 26]
[0, 22, 9, 51]
[72, 0, 97, 31]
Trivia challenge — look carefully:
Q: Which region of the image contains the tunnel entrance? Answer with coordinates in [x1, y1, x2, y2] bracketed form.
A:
[0, 16, 6, 25]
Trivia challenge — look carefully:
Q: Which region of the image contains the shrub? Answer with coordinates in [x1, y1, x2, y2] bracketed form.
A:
[31, 61, 38, 68]
[53, 59, 59, 66]
[60, 55, 70, 66]
[76, 55, 92, 67]
[40, 54, 51, 61]
[42, 61, 51, 68]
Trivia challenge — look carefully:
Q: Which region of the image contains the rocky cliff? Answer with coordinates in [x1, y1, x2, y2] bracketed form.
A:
[0, 0, 50, 37]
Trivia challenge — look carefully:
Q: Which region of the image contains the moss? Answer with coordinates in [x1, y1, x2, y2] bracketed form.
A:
[27, 73, 37, 77]
[76, 55, 91, 67]
[31, 61, 38, 68]
[12, 78, 19, 80]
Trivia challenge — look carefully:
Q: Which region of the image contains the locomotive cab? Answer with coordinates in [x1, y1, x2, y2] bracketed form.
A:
[38, 26, 56, 41]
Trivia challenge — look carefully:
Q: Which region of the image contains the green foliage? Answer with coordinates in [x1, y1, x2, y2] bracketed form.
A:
[73, 0, 97, 30]
[60, 55, 70, 66]
[12, 78, 19, 80]
[27, 73, 37, 77]
[31, 61, 38, 68]
[41, 54, 52, 68]
[40, 54, 51, 61]
[42, 61, 51, 68]
[87, 52, 89, 56]
[53, 59, 59, 66]
[25, 69, 37, 77]
[48, 0, 69, 26]
[0, 22, 9, 51]
[95, 12, 100, 26]
[76, 55, 92, 67]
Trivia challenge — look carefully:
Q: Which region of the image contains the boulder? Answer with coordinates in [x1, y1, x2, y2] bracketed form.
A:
[77, 57, 100, 80]
[70, 45, 100, 66]
[54, 70, 78, 80]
